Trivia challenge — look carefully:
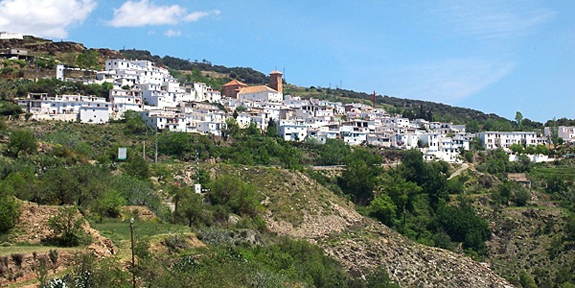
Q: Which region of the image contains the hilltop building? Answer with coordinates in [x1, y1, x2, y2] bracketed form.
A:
[222, 80, 248, 98]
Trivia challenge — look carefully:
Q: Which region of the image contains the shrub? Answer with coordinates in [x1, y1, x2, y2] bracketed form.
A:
[7, 129, 37, 158]
[49, 249, 58, 264]
[11, 253, 24, 267]
[48, 206, 86, 247]
[514, 189, 531, 207]
[368, 194, 397, 226]
[0, 196, 21, 234]
[364, 265, 400, 288]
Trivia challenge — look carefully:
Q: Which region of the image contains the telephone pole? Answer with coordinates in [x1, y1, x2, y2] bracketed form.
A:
[155, 127, 158, 163]
[129, 218, 136, 288]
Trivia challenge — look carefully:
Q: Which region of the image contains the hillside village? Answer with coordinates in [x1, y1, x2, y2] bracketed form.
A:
[15, 58, 570, 163]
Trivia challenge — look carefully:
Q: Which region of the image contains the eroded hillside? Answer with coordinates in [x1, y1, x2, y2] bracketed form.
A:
[169, 164, 513, 287]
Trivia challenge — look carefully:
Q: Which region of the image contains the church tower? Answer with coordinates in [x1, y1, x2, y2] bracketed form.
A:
[269, 70, 283, 93]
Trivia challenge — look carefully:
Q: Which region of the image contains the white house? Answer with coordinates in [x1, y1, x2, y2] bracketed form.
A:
[478, 132, 537, 150]
[238, 86, 283, 103]
[79, 106, 110, 124]
[278, 120, 307, 141]
[544, 126, 575, 143]
[140, 110, 187, 132]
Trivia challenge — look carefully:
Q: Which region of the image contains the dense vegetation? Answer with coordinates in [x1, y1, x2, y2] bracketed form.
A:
[0, 112, 574, 286]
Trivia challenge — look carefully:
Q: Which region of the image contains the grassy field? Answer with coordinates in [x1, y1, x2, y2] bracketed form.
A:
[0, 245, 79, 256]
[529, 165, 575, 182]
[91, 219, 190, 244]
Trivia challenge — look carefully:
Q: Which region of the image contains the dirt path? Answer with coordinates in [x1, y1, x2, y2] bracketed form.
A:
[448, 163, 469, 180]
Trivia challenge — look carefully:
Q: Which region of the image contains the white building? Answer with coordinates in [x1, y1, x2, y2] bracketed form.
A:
[109, 89, 143, 117]
[478, 132, 537, 150]
[79, 106, 110, 124]
[238, 86, 283, 103]
[278, 120, 307, 141]
[140, 109, 187, 132]
[544, 126, 575, 143]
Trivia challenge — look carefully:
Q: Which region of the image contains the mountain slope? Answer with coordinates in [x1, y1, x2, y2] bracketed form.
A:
[190, 164, 514, 287]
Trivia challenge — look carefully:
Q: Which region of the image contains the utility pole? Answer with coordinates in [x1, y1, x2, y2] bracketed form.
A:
[155, 127, 158, 163]
[130, 218, 136, 288]
[143, 140, 145, 159]
[196, 149, 200, 183]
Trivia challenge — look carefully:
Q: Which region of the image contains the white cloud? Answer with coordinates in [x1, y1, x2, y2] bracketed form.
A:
[397, 59, 515, 103]
[164, 29, 181, 37]
[435, 0, 555, 40]
[0, 0, 96, 38]
[108, 0, 220, 27]
[184, 10, 220, 22]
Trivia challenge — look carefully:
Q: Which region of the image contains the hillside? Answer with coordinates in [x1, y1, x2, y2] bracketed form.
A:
[153, 163, 513, 287]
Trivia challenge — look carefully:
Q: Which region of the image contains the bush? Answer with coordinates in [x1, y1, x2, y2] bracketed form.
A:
[47, 206, 86, 247]
[11, 253, 23, 267]
[7, 129, 37, 158]
[514, 189, 531, 207]
[368, 194, 397, 226]
[124, 155, 150, 180]
[364, 265, 400, 288]
[0, 196, 20, 234]
[49, 249, 58, 264]
[207, 176, 262, 217]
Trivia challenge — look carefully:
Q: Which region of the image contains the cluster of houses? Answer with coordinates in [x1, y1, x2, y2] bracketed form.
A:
[16, 59, 573, 163]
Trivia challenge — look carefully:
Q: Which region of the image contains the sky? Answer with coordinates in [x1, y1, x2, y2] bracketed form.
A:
[0, 0, 573, 122]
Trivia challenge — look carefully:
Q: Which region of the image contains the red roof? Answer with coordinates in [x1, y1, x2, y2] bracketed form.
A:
[223, 79, 248, 87]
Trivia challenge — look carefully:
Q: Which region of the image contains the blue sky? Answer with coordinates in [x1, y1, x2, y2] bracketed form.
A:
[1, 0, 573, 122]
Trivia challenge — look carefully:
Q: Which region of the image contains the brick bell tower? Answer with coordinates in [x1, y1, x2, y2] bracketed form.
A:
[269, 70, 283, 93]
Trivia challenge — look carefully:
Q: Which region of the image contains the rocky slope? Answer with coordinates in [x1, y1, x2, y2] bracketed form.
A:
[176, 164, 514, 287]
[0, 35, 123, 64]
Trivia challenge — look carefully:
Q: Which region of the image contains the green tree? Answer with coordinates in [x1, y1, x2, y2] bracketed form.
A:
[369, 194, 397, 226]
[223, 118, 240, 140]
[319, 139, 351, 165]
[8, 129, 37, 158]
[158, 132, 193, 159]
[519, 270, 537, 288]
[565, 215, 575, 241]
[364, 265, 400, 288]
[549, 118, 561, 149]
[514, 189, 530, 207]
[378, 173, 421, 224]
[340, 148, 383, 205]
[124, 155, 150, 180]
[266, 119, 277, 137]
[536, 144, 550, 155]
[48, 206, 85, 247]
[76, 50, 100, 70]
[470, 137, 484, 151]
[525, 145, 537, 155]
[245, 121, 260, 136]
[435, 201, 490, 253]
[510, 143, 524, 154]
[0, 196, 20, 234]
[515, 111, 524, 127]
[466, 121, 480, 134]
[123, 111, 149, 135]
[92, 189, 126, 222]
[177, 189, 204, 227]
[207, 175, 261, 217]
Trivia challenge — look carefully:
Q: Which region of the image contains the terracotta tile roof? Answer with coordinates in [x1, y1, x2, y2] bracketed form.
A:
[238, 85, 277, 94]
[222, 79, 248, 87]
[269, 70, 283, 75]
